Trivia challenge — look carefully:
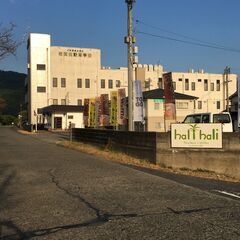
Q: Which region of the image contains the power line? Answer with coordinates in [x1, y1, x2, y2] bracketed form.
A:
[136, 30, 240, 53]
[135, 19, 240, 53]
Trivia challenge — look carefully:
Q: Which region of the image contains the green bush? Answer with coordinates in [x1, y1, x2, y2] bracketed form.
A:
[0, 115, 17, 125]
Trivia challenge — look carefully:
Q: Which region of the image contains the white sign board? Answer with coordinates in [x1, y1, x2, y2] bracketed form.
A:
[171, 123, 222, 148]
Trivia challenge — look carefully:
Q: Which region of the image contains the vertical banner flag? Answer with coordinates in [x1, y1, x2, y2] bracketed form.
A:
[133, 80, 144, 122]
[83, 99, 89, 127]
[163, 72, 176, 121]
[100, 94, 110, 127]
[117, 88, 127, 125]
[110, 91, 118, 127]
[95, 97, 101, 128]
[88, 98, 95, 127]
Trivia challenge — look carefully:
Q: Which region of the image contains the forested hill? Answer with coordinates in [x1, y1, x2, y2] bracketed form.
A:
[0, 70, 27, 116]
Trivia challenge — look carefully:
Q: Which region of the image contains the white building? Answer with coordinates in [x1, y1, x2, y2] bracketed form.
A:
[26, 33, 129, 129]
[26, 33, 237, 131]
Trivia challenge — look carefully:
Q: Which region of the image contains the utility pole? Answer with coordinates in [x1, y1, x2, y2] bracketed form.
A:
[125, 0, 136, 131]
[224, 66, 230, 112]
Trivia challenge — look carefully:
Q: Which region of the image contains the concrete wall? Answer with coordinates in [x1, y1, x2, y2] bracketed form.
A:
[156, 132, 240, 180]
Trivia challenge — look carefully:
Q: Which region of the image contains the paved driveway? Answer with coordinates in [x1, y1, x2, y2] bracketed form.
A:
[0, 127, 240, 239]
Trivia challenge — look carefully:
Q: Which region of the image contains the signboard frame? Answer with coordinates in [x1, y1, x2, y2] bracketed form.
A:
[171, 123, 223, 149]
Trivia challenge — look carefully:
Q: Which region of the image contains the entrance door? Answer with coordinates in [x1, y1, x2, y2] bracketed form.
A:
[54, 117, 62, 129]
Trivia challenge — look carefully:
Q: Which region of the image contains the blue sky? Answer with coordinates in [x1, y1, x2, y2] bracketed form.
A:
[1, 0, 240, 74]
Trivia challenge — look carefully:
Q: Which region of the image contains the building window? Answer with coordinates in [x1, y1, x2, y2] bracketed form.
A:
[37, 86, 46, 92]
[53, 99, 58, 105]
[154, 102, 160, 110]
[173, 81, 176, 90]
[61, 78, 66, 88]
[216, 101, 221, 109]
[155, 122, 161, 129]
[198, 79, 202, 82]
[64, 52, 67, 56]
[61, 99, 66, 105]
[77, 78, 82, 88]
[36, 64, 46, 70]
[59, 52, 62, 56]
[191, 82, 195, 91]
[158, 78, 163, 88]
[68, 115, 74, 119]
[210, 83, 214, 91]
[101, 79, 105, 89]
[176, 102, 189, 109]
[53, 78, 58, 87]
[216, 80, 220, 91]
[77, 99, 82, 106]
[108, 79, 113, 89]
[185, 79, 189, 90]
[204, 79, 208, 91]
[85, 79, 90, 88]
[116, 80, 121, 88]
[198, 101, 202, 109]
[178, 78, 182, 82]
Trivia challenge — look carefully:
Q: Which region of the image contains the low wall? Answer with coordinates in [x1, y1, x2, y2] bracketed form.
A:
[72, 129, 157, 163]
[72, 129, 240, 180]
[156, 133, 240, 180]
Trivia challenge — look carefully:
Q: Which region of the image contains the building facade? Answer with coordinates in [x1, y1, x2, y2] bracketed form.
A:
[26, 33, 128, 128]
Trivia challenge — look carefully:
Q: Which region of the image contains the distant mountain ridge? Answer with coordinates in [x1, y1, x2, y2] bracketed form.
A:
[0, 70, 26, 115]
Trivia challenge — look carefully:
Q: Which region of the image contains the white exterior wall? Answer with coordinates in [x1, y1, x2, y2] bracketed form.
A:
[171, 72, 237, 113]
[28, 33, 51, 124]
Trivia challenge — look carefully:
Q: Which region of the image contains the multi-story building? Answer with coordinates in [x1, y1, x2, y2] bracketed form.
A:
[26, 33, 237, 131]
[136, 66, 237, 113]
[26, 33, 128, 128]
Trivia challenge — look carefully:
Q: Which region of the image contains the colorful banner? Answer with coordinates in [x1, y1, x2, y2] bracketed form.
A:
[110, 91, 118, 127]
[133, 80, 144, 122]
[117, 88, 127, 125]
[88, 98, 95, 127]
[95, 97, 101, 128]
[83, 99, 89, 127]
[163, 72, 176, 121]
[100, 94, 110, 127]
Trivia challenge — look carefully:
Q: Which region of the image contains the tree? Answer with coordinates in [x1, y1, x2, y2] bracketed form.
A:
[0, 98, 7, 113]
[0, 23, 20, 60]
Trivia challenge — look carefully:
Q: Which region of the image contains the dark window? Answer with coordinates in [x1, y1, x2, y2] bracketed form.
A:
[216, 80, 220, 91]
[202, 114, 210, 123]
[216, 101, 221, 109]
[108, 79, 113, 89]
[191, 82, 195, 91]
[101, 79, 105, 88]
[198, 101, 202, 109]
[116, 80, 121, 88]
[37, 86, 46, 92]
[53, 78, 57, 87]
[77, 78, 82, 88]
[204, 79, 208, 91]
[213, 113, 230, 123]
[53, 99, 58, 105]
[198, 79, 202, 82]
[178, 78, 182, 81]
[85, 79, 90, 88]
[210, 83, 214, 91]
[77, 99, 82, 106]
[36, 64, 46, 70]
[61, 99, 66, 105]
[172, 81, 176, 90]
[61, 78, 66, 88]
[158, 78, 163, 88]
[68, 115, 74, 119]
[185, 79, 189, 90]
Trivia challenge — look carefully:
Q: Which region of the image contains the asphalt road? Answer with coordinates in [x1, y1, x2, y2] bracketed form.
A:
[0, 127, 240, 239]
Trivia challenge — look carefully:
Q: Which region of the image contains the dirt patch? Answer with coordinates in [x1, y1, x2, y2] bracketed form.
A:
[57, 140, 239, 183]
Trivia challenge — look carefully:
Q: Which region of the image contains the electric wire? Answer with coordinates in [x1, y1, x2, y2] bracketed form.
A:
[135, 19, 240, 53]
